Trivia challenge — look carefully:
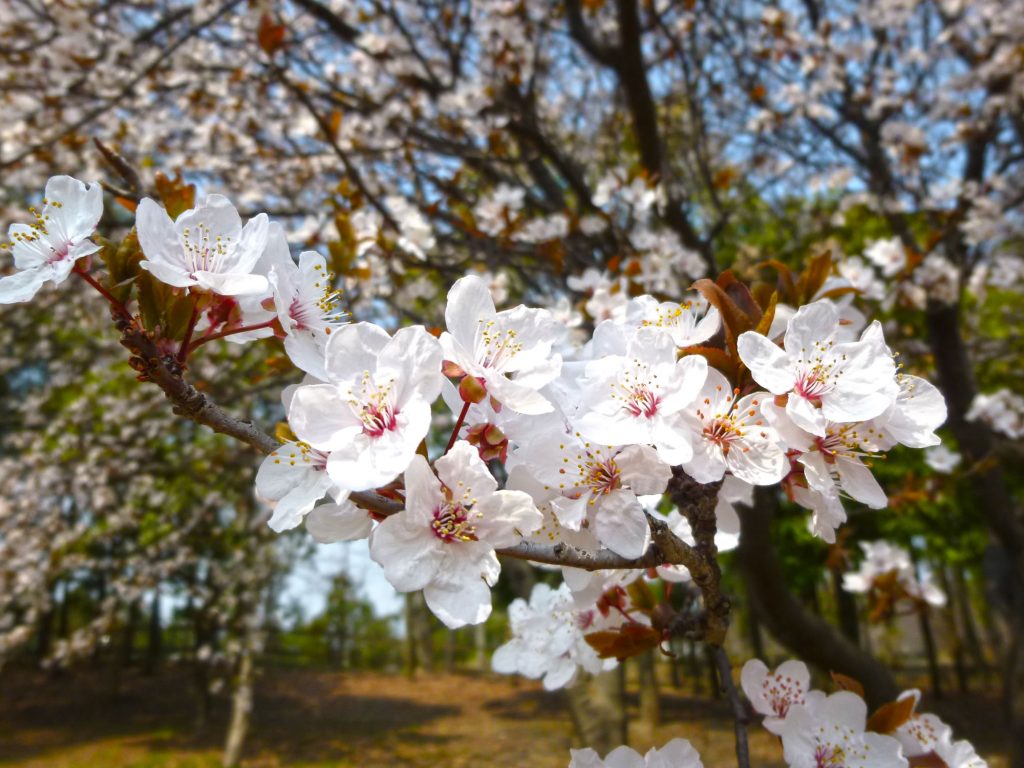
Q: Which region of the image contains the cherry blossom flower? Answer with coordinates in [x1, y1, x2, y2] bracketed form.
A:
[866, 374, 947, 451]
[934, 739, 989, 768]
[440, 274, 563, 415]
[924, 445, 961, 473]
[741, 659, 825, 735]
[574, 328, 708, 465]
[864, 237, 907, 278]
[967, 388, 1024, 439]
[842, 541, 946, 607]
[681, 368, 787, 486]
[780, 691, 908, 767]
[491, 582, 617, 690]
[623, 294, 721, 348]
[791, 482, 849, 544]
[286, 322, 443, 492]
[893, 690, 954, 758]
[0, 176, 103, 304]
[255, 441, 340, 532]
[764, 402, 888, 518]
[369, 442, 541, 628]
[268, 248, 348, 379]
[509, 420, 671, 558]
[738, 301, 898, 437]
[568, 739, 703, 768]
[137, 194, 269, 296]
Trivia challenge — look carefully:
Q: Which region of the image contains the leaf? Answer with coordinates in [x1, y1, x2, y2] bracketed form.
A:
[327, 109, 343, 140]
[258, 13, 287, 55]
[165, 293, 198, 340]
[797, 250, 833, 303]
[758, 259, 798, 304]
[754, 291, 778, 337]
[680, 345, 737, 382]
[691, 277, 754, 356]
[154, 171, 196, 219]
[584, 625, 661, 661]
[830, 671, 865, 699]
[718, 270, 763, 325]
[627, 580, 657, 613]
[867, 694, 916, 734]
[136, 272, 171, 332]
[115, 196, 138, 213]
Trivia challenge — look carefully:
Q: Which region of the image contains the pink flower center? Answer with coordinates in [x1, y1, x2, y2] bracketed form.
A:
[585, 459, 621, 496]
[814, 744, 846, 768]
[361, 401, 398, 438]
[762, 674, 804, 718]
[794, 370, 832, 401]
[703, 418, 743, 454]
[431, 502, 475, 542]
[625, 386, 660, 418]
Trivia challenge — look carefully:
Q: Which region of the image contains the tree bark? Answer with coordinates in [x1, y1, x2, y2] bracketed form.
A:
[222, 645, 254, 768]
[637, 648, 661, 730]
[145, 588, 161, 675]
[736, 488, 900, 707]
[566, 668, 628, 754]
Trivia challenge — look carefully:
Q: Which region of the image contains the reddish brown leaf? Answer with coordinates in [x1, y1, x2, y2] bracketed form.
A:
[680, 345, 737, 383]
[154, 171, 196, 219]
[690, 278, 754, 355]
[584, 625, 661, 661]
[867, 694, 916, 734]
[115, 196, 137, 213]
[258, 13, 287, 55]
[797, 250, 833, 303]
[627, 580, 657, 613]
[830, 671, 865, 699]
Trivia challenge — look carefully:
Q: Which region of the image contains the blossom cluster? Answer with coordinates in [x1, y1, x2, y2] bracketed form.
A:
[842, 540, 946, 609]
[741, 658, 987, 767]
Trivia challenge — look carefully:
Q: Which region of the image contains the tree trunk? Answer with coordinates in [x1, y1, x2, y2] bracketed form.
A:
[222, 646, 254, 768]
[637, 648, 660, 730]
[953, 566, 989, 678]
[830, 566, 861, 645]
[145, 588, 162, 675]
[474, 621, 488, 673]
[918, 610, 943, 699]
[736, 488, 900, 707]
[566, 668, 628, 754]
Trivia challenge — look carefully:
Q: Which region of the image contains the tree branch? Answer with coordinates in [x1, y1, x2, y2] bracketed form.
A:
[116, 313, 708, 572]
[713, 645, 751, 768]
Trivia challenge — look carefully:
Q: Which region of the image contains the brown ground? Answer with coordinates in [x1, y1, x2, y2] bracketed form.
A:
[0, 667, 1009, 767]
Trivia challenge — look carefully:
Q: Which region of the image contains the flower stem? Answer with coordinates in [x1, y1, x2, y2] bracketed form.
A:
[72, 266, 131, 319]
[445, 400, 472, 455]
[178, 304, 201, 364]
[188, 319, 276, 353]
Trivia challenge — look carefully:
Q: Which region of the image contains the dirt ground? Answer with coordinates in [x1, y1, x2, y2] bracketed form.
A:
[0, 666, 1010, 767]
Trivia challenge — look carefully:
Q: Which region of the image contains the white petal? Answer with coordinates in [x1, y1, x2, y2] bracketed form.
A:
[594, 490, 650, 559]
[616, 444, 672, 495]
[369, 513, 443, 591]
[288, 384, 361, 451]
[0, 268, 47, 304]
[737, 332, 796, 394]
[444, 275, 496, 348]
[474, 489, 542, 548]
[305, 500, 373, 543]
[136, 198, 188, 273]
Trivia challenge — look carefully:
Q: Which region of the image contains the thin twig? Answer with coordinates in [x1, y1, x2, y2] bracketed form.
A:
[713, 645, 751, 768]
